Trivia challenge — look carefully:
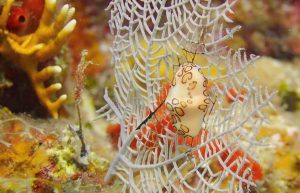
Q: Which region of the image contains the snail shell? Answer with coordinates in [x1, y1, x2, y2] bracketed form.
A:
[166, 63, 212, 137]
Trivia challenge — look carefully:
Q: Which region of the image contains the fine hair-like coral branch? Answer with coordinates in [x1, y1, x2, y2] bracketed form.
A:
[72, 49, 93, 163]
[74, 49, 93, 106]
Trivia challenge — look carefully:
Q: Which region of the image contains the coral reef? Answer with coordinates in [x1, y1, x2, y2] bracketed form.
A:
[255, 111, 300, 193]
[98, 0, 275, 192]
[0, 115, 110, 193]
[0, 0, 299, 192]
[226, 0, 300, 60]
[68, 0, 110, 76]
[247, 57, 300, 111]
[0, 0, 76, 118]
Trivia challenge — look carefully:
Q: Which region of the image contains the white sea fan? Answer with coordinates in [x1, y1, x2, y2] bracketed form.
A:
[97, 0, 276, 192]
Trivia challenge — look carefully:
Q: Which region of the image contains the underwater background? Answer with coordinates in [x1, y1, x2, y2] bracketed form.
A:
[0, 0, 299, 192]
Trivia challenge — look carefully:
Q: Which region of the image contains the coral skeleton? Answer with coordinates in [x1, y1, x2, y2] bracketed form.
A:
[97, 0, 276, 192]
[0, 0, 76, 118]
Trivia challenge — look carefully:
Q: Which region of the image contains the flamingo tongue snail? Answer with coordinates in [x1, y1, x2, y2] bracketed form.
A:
[165, 62, 214, 137]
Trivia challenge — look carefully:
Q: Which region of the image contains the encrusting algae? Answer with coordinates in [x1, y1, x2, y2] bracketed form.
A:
[0, 0, 77, 118]
[0, 114, 110, 192]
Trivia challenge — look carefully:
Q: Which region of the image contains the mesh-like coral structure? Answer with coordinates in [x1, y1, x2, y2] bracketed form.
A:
[97, 0, 276, 192]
